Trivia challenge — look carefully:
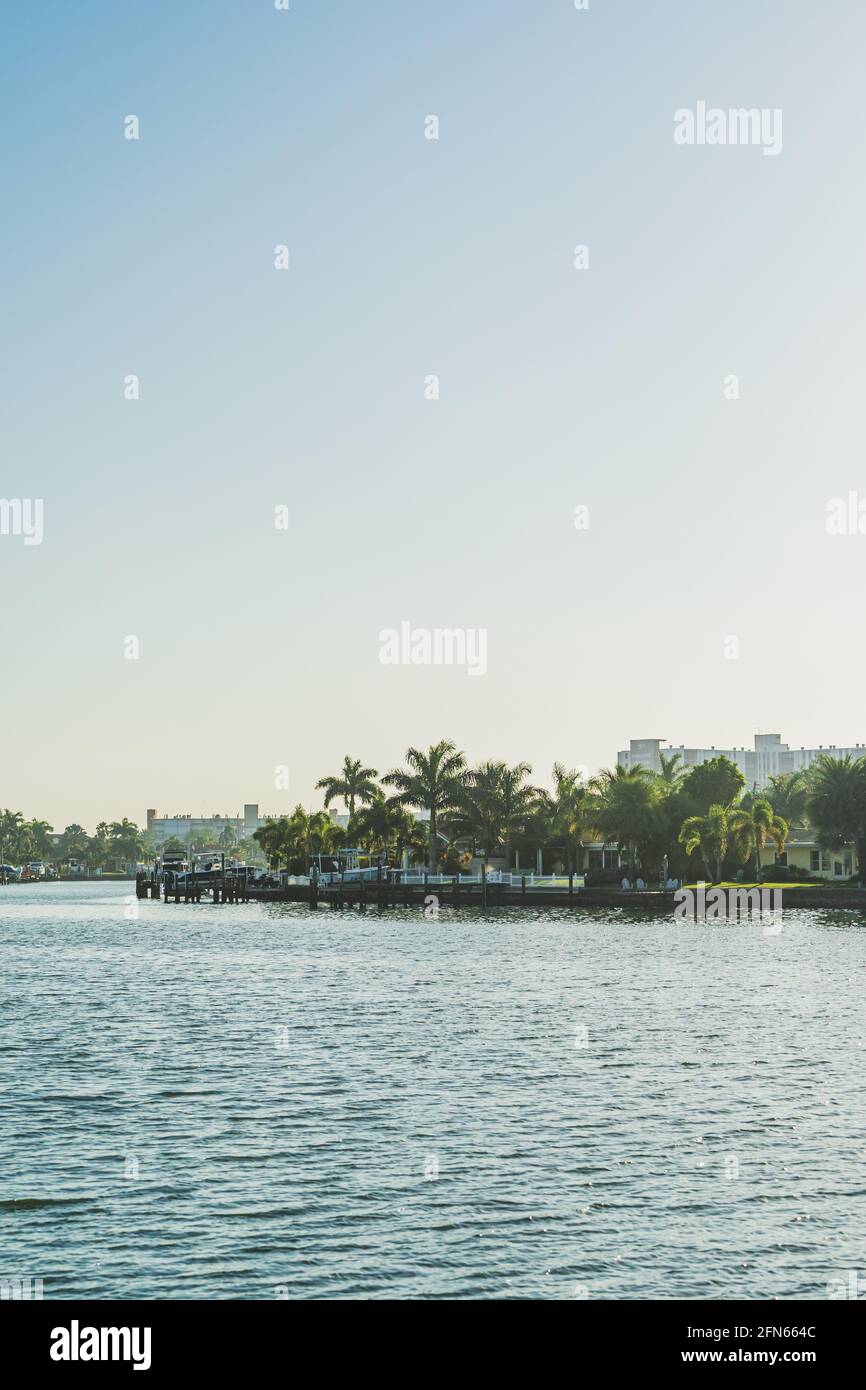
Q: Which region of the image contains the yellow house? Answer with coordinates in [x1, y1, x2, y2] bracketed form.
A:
[759, 831, 857, 881]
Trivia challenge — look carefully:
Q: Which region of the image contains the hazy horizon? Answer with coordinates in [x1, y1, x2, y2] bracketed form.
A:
[4, 0, 866, 831]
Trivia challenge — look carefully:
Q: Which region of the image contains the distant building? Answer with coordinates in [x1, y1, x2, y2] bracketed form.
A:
[617, 734, 866, 792]
[146, 804, 269, 846]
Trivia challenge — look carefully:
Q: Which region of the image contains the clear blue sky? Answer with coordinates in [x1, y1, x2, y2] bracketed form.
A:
[2, 1, 865, 830]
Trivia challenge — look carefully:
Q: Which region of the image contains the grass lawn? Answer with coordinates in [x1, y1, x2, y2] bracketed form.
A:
[683, 881, 821, 890]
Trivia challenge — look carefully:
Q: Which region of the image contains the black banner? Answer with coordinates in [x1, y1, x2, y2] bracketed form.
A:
[2, 1300, 858, 1375]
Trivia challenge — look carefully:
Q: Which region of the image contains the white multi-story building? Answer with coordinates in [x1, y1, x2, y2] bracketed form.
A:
[617, 734, 866, 792]
[146, 804, 266, 845]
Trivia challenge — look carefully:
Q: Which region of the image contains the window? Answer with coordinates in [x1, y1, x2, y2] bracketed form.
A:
[810, 851, 820, 871]
[834, 861, 843, 876]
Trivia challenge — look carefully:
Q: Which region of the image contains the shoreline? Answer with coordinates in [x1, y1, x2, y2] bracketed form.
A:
[5, 878, 866, 912]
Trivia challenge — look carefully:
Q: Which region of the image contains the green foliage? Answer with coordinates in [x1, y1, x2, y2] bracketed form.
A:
[253, 807, 345, 873]
[675, 757, 745, 817]
[382, 741, 467, 872]
[445, 761, 545, 863]
[728, 799, 788, 882]
[807, 755, 866, 885]
[588, 765, 663, 879]
[316, 757, 379, 818]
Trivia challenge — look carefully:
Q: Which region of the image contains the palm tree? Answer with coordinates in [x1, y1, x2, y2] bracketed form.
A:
[550, 764, 593, 873]
[382, 741, 466, 872]
[255, 806, 342, 873]
[807, 755, 866, 886]
[446, 761, 509, 859]
[0, 809, 25, 863]
[766, 771, 810, 828]
[349, 794, 397, 855]
[316, 757, 379, 818]
[729, 799, 788, 882]
[589, 765, 660, 881]
[254, 817, 289, 870]
[498, 762, 546, 867]
[349, 797, 429, 865]
[60, 824, 91, 866]
[392, 809, 428, 867]
[678, 804, 733, 882]
[108, 818, 146, 867]
[658, 751, 684, 788]
[183, 827, 215, 852]
[28, 819, 55, 860]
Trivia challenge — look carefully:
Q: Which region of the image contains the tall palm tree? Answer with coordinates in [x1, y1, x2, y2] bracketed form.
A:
[316, 757, 379, 818]
[589, 765, 660, 881]
[729, 799, 788, 882]
[382, 741, 466, 872]
[550, 764, 593, 873]
[807, 754, 866, 886]
[678, 804, 733, 882]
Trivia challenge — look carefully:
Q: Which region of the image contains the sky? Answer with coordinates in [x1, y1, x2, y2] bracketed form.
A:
[2, 0, 866, 831]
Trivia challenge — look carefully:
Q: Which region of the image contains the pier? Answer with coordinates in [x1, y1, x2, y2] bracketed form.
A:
[135, 865, 866, 913]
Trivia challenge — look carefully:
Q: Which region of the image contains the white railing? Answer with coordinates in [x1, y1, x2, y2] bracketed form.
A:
[307, 870, 586, 890]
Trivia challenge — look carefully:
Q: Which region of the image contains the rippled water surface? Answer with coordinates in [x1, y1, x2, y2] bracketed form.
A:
[1, 882, 865, 1300]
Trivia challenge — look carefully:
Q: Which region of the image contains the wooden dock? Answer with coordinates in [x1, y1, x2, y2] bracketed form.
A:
[136, 867, 866, 913]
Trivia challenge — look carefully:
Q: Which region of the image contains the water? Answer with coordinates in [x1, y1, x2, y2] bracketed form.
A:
[1, 882, 864, 1300]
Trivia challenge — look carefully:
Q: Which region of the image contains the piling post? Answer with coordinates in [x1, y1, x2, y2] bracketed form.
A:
[482, 862, 488, 909]
[569, 871, 574, 903]
[522, 874, 526, 897]
[309, 866, 319, 909]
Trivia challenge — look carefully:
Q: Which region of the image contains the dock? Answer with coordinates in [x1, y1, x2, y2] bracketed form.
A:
[135, 867, 866, 913]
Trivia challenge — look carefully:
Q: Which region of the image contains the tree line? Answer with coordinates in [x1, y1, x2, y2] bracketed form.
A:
[6, 744, 865, 885]
[254, 743, 866, 886]
[0, 812, 150, 871]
